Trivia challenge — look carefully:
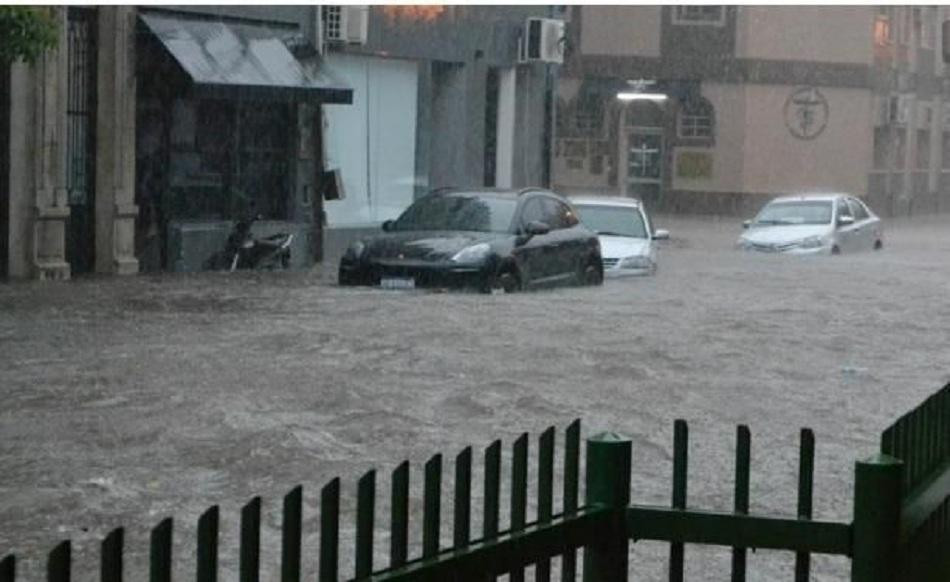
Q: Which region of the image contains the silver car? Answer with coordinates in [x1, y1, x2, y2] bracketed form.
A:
[736, 194, 883, 255]
[571, 196, 669, 276]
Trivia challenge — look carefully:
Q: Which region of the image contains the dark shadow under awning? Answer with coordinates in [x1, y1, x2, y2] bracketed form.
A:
[139, 12, 352, 104]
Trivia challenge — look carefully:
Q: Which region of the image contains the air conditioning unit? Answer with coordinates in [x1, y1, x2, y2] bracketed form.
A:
[520, 18, 566, 64]
[323, 5, 368, 45]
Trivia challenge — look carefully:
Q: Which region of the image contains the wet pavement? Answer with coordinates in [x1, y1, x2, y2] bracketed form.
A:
[3, 215, 950, 581]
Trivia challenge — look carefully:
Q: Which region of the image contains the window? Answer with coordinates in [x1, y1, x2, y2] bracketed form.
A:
[542, 198, 579, 229]
[672, 6, 725, 26]
[917, 129, 931, 170]
[849, 198, 870, 221]
[678, 98, 715, 139]
[836, 199, 853, 222]
[874, 14, 893, 46]
[520, 197, 546, 228]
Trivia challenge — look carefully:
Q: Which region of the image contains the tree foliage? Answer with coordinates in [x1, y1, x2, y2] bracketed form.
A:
[0, 6, 58, 65]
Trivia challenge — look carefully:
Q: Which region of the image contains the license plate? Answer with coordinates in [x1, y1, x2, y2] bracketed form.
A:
[380, 277, 415, 290]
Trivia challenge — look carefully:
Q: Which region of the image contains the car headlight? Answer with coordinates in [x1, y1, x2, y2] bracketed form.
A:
[343, 240, 366, 260]
[451, 243, 491, 263]
[736, 238, 753, 250]
[799, 236, 825, 249]
[619, 255, 651, 269]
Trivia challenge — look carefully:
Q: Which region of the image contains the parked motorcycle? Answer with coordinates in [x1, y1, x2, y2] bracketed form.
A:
[206, 216, 294, 271]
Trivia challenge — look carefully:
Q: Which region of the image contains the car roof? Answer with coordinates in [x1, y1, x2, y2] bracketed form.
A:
[568, 195, 643, 208]
[429, 187, 556, 199]
[769, 193, 847, 203]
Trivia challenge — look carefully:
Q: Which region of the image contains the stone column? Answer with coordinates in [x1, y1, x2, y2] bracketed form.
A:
[30, 7, 70, 280]
[95, 6, 139, 275]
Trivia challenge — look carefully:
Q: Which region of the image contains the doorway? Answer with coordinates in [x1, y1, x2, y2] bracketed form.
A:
[621, 129, 664, 210]
[65, 8, 98, 274]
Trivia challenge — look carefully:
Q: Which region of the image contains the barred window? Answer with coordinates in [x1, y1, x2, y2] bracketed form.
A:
[678, 99, 715, 139]
[672, 6, 725, 26]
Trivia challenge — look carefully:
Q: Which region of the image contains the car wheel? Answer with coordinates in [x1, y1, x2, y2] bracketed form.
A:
[581, 259, 604, 286]
[495, 268, 521, 293]
[874, 239, 883, 251]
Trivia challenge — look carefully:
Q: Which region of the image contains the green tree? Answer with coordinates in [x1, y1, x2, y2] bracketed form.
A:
[0, 6, 58, 65]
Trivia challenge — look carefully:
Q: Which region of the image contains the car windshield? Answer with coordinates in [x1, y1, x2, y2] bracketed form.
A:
[574, 204, 649, 238]
[754, 201, 833, 226]
[391, 193, 517, 233]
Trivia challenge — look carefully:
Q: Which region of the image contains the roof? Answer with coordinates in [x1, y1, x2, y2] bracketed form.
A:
[569, 195, 643, 208]
[428, 188, 556, 199]
[139, 12, 352, 103]
[770, 193, 848, 203]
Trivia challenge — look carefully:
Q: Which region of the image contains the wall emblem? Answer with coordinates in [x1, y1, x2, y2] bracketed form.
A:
[783, 87, 829, 140]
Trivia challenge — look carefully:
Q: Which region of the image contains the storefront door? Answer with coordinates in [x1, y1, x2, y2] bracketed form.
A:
[621, 129, 663, 210]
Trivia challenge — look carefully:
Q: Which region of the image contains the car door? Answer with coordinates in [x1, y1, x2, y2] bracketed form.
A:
[835, 198, 860, 252]
[513, 195, 557, 286]
[539, 196, 584, 282]
[847, 197, 874, 250]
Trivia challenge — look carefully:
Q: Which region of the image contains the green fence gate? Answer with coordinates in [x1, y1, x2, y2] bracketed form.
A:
[3, 384, 950, 582]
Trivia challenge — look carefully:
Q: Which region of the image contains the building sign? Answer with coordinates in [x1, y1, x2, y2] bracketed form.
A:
[784, 87, 829, 140]
[676, 151, 713, 179]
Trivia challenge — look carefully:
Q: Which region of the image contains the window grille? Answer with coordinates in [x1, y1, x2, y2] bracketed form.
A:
[672, 6, 725, 26]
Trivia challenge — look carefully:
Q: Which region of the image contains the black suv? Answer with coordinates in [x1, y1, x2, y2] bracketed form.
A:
[338, 188, 603, 293]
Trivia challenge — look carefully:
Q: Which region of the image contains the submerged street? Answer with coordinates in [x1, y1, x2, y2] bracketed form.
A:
[3, 215, 950, 581]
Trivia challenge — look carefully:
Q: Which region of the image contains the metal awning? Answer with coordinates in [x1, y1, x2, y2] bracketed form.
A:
[139, 12, 352, 103]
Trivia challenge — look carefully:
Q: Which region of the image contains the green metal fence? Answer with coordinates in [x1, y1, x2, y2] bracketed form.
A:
[3, 384, 950, 582]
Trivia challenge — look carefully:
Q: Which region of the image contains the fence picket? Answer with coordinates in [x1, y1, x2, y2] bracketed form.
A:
[0, 555, 13, 582]
[669, 420, 688, 582]
[795, 429, 815, 582]
[282, 486, 303, 582]
[101, 527, 123, 582]
[197, 505, 219, 582]
[731, 425, 751, 582]
[510, 433, 529, 582]
[319, 478, 340, 582]
[454, 448, 473, 549]
[48, 541, 70, 582]
[561, 419, 580, 582]
[423, 455, 442, 559]
[484, 440, 502, 540]
[356, 470, 376, 578]
[241, 497, 262, 582]
[150, 519, 172, 582]
[390, 461, 410, 568]
[536, 427, 555, 582]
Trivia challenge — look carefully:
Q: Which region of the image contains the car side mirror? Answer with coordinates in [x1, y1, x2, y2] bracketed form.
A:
[381, 219, 394, 232]
[524, 221, 551, 236]
[653, 229, 670, 240]
[742, 220, 751, 230]
[837, 215, 855, 227]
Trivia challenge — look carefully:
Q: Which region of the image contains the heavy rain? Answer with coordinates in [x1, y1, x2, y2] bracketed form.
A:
[2, 5, 950, 582]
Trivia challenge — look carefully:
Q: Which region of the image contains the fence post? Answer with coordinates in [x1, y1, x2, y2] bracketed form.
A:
[583, 432, 631, 582]
[851, 454, 902, 582]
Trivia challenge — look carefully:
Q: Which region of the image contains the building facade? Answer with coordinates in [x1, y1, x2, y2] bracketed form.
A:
[553, 6, 950, 217]
[1, 5, 558, 279]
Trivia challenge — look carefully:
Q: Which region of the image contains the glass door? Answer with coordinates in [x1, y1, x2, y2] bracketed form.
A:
[622, 130, 663, 210]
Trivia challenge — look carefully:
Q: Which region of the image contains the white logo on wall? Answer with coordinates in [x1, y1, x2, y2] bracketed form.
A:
[784, 87, 829, 140]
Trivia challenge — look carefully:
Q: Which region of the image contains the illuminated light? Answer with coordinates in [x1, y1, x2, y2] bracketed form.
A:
[382, 6, 446, 22]
[617, 92, 668, 102]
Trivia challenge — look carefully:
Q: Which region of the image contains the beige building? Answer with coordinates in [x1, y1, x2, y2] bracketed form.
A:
[2, 7, 138, 280]
[553, 6, 949, 217]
